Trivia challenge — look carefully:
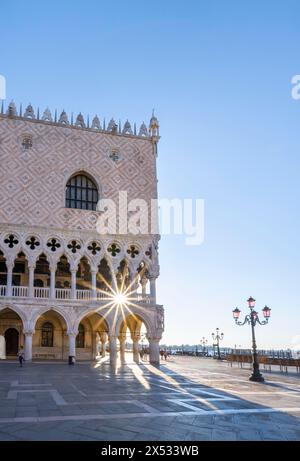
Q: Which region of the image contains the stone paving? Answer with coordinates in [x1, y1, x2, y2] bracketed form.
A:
[0, 356, 300, 440]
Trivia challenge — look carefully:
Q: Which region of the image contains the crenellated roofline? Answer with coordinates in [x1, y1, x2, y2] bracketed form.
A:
[0, 100, 160, 142]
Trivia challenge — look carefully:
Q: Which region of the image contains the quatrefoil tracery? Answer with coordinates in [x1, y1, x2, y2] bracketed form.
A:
[107, 243, 120, 257]
[26, 236, 40, 250]
[127, 245, 139, 258]
[4, 234, 19, 248]
[88, 242, 101, 255]
[67, 240, 81, 254]
[47, 238, 61, 252]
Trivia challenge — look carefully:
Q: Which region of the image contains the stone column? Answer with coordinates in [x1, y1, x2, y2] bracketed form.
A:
[24, 330, 34, 361]
[141, 277, 147, 300]
[148, 338, 160, 365]
[71, 269, 77, 300]
[68, 331, 77, 359]
[50, 264, 56, 300]
[28, 265, 35, 298]
[132, 334, 140, 363]
[100, 332, 107, 357]
[92, 332, 98, 360]
[109, 335, 117, 365]
[6, 263, 13, 297]
[149, 277, 157, 304]
[119, 334, 126, 363]
[91, 270, 97, 300]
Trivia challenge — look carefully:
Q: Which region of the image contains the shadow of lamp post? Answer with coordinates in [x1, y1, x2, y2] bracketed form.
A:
[232, 297, 271, 383]
[212, 328, 224, 360]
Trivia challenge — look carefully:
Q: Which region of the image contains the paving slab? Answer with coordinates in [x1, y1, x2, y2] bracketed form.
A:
[0, 357, 299, 440]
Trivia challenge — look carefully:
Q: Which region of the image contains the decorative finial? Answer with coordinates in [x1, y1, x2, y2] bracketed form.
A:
[42, 107, 53, 122]
[58, 110, 69, 125]
[91, 115, 101, 130]
[75, 112, 85, 128]
[24, 103, 35, 119]
[122, 120, 133, 135]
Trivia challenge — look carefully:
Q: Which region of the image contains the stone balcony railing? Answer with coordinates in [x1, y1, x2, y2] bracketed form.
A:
[0, 285, 152, 304]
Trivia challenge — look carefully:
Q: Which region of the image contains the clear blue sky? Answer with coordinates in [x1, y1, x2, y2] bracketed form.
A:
[1, 0, 299, 349]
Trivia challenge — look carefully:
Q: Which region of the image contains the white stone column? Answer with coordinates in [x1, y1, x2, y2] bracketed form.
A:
[68, 331, 77, 359]
[148, 338, 160, 364]
[149, 277, 157, 304]
[92, 332, 98, 360]
[132, 335, 140, 363]
[71, 269, 77, 300]
[119, 334, 126, 363]
[28, 265, 35, 298]
[91, 270, 97, 300]
[141, 277, 147, 300]
[50, 265, 56, 300]
[24, 330, 34, 361]
[109, 335, 117, 365]
[6, 263, 13, 297]
[100, 332, 107, 357]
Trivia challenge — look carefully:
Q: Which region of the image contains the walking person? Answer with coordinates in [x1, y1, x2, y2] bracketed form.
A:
[17, 346, 25, 367]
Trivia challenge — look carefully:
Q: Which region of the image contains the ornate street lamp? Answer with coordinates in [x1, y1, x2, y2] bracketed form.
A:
[232, 297, 271, 382]
[212, 328, 224, 360]
[200, 337, 208, 356]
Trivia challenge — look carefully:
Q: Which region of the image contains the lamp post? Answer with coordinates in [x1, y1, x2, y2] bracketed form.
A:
[232, 297, 271, 383]
[200, 337, 208, 356]
[212, 328, 224, 360]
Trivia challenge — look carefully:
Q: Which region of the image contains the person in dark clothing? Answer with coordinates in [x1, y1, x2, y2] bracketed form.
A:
[17, 346, 25, 367]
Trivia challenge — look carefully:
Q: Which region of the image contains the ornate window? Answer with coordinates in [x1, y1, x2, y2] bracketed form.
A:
[76, 323, 85, 348]
[66, 174, 98, 211]
[22, 135, 33, 150]
[41, 322, 54, 347]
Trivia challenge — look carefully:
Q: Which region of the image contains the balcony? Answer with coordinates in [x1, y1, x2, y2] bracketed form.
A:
[0, 285, 152, 304]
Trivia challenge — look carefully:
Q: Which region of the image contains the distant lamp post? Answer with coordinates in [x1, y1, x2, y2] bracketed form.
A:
[211, 328, 224, 360]
[200, 337, 208, 356]
[233, 297, 271, 383]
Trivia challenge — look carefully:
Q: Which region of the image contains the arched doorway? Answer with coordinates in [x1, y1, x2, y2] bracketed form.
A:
[0, 308, 24, 359]
[5, 328, 19, 356]
[118, 314, 150, 364]
[33, 310, 68, 360]
[75, 312, 108, 360]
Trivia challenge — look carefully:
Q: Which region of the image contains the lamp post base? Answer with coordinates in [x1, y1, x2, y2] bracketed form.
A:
[249, 372, 264, 382]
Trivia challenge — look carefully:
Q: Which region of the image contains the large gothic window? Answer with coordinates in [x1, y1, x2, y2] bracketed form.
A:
[41, 322, 54, 347]
[66, 174, 98, 211]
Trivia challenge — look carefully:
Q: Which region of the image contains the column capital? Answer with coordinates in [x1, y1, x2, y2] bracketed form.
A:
[147, 336, 161, 343]
[131, 334, 141, 342]
[109, 334, 118, 341]
[67, 330, 78, 337]
[118, 333, 127, 342]
[23, 329, 35, 336]
[6, 261, 14, 271]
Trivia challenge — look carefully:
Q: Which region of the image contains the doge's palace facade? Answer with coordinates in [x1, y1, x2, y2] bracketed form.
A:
[0, 101, 164, 364]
